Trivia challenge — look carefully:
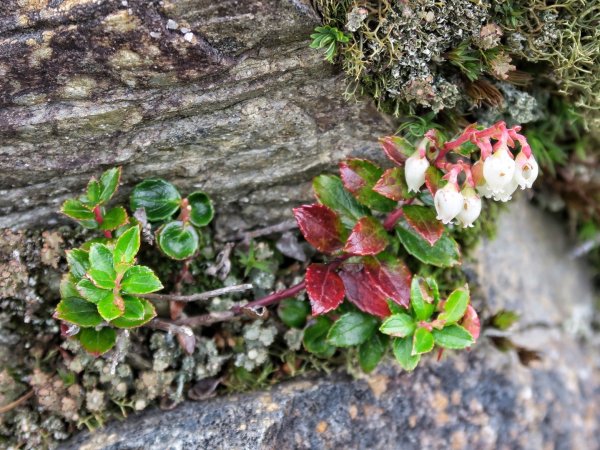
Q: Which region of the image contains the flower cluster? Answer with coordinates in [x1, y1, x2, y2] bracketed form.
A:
[404, 121, 538, 228]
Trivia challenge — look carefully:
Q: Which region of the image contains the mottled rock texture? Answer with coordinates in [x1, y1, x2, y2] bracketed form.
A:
[0, 0, 390, 231]
[64, 199, 600, 450]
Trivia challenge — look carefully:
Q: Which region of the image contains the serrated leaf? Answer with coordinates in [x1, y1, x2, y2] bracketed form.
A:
[157, 221, 199, 260]
[66, 249, 89, 280]
[305, 263, 345, 315]
[403, 205, 444, 246]
[343, 216, 389, 255]
[120, 295, 145, 320]
[373, 167, 411, 201]
[438, 285, 470, 324]
[461, 305, 481, 341]
[412, 327, 434, 355]
[396, 223, 461, 268]
[88, 244, 116, 289]
[303, 316, 336, 358]
[380, 313, 415, 337]
[111, 297, 156, 328]
[312, 175, 369, 229]
[410, 277, 435, 321]
[113, 226, 140, 265]
[99, 167, 121, 204]
[76, 278, 110, 304]
[359, 333, 388, 373]
[188, 191, 214, 227]
[363, 255, 411, 309]
[293, 204, 346, 254]
[339, 265, 390, 318]
[432, 325, 474, 349]
[379, 136, 413, 165]
[99, 206, 128, 231]
[78, 327, 116, 356]
[425, 166, 444, 196]
[55, 297, 103, 327]
[86, 179, 101, 206]
[97, 292, 125, 321]
[392, 336, 420, 371]
[121, 265, 163, 295]
[277, 298, 311, 329]
[61, 199, 95, 221]
[130, 179, 181, 222]
[60, 275, 80, 298]
[327, 312, 378, 347]
[339, 159, 396, 212]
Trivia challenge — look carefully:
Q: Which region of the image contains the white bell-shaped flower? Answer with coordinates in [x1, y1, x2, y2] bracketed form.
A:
[492, 176, 519, 202]
[514, 152, 539, 189]
[477, 183, 494, 199]
[405, 152, 430, 192]
[483, 145, 516, 194]
[456, 188, 482, 228]
[434, 183, 464, 224]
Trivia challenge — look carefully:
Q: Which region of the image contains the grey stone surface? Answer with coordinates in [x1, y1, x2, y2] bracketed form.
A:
[63, 199, 600, 450]
[0, 0, 391, 231]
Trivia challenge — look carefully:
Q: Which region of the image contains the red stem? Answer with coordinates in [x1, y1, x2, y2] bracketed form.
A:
[383, 208, 404, 231]
[232, 281, 306, 312]
[93, 206, 112, 238]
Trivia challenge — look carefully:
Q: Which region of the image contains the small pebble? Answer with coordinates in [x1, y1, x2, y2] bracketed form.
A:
[183, 32, 194, 42]
[166, 19, 178, 30]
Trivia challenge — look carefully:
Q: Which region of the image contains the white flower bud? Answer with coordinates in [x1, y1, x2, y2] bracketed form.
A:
[514, 152, 539, 189]
[434, 183, 464, 224]
[456, 188, 482, 228]
[483, 146, 516, 194]
[405, 153, 430, 192]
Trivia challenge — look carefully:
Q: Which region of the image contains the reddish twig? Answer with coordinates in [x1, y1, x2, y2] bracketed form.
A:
[0, 390, 34, 414]
[140, 284, 254, 303]
[93, 206, 112, 239]
[232, 281, 306, 313]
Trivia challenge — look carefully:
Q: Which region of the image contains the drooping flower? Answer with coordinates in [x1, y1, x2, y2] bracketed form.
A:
[405, 152, 430, 192]
[513, 152, 539, 189]
[492, 176, 519, 202]
[434, 183, 463, 224]
[456, 188, 482, 228]
[483, 145, 515, 194]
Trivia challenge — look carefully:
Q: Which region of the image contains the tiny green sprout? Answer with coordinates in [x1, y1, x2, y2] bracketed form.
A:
[56, 225, 161, 355]
[130, 179, 214, 260]
[309, 25, 349, 63]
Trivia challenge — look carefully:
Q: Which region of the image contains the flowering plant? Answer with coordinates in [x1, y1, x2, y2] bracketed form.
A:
[292, 121, 536, 371]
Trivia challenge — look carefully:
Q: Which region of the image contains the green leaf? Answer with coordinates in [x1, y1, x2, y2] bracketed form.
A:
[313, 175, 369, 229]
[491, 310, 519, 330]
[120, 296, 145, 320]
[156, 221, 199, 260]
[111, 297, 156, 328]
[438, 285, 470, 325]
[76, 278, 110, 304]
[359, 333, 388, 373]
[99, 167, 121, 204]
[339, 159, 396, 212]
[278, 298, 311, 329]
[130, 179, 181, 222]
[121, 266, 163, 295]
[410, 277, 435, 321]
[78, 328, 117, 356]
[60, 275, 80, 298]
[380, 313, 416, 337]
[303, 316, 336, 358]
[188, 191, 214, 227]
[396, 223, 461, 268]
[55, 297, 104, 327]
[100, 207, 128, 231]
[412, 327, 434, 355]
[327, 312, 378, 347]
[97, 292, 125, 321]
[432, 325, 474, 349]
[88, 244, 116, 289]
[66, 249, 89, 280]
[86, 179, 101, 206]
[61, 199, 95, 221]
[392, 336, 420, 371]
[113, 226, 140, 265]
[402, 205, 444, 246]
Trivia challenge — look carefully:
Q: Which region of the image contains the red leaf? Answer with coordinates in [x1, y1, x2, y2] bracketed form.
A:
[403, 205, 444, 246]
[425, 166, 444, 196]
[293, 204, 345, 254]
[339, 159, 369, 194]
[379, 136, 412, 165]
[373, 167, 409, 201]
[343, 216, 389, 255]
[339, 265, 390, 318]
[461, 304, 481, 341]
[305, 263, 345, 315]
[363, 256, 412, 308]
[339, 159, 395, 212]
